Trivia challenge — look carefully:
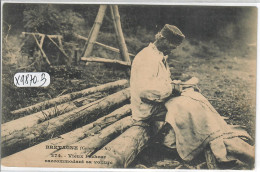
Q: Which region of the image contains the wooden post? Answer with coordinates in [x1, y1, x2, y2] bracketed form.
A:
[57, 35, 64, 50]
[110, 5, 121, 54]
[111, 5, 131, 63]
[74, 33, 135, 57]
[74, 48, 79, 65]
[32, 34, 51, 65]
[81, 57, 131, 67]
[82, 5, 107, 57]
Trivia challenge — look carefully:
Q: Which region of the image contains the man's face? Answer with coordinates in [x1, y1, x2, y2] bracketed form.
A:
[156, 38, 176, 56]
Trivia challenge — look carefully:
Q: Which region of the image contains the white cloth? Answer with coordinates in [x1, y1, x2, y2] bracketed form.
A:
[131, 43, 172, 121]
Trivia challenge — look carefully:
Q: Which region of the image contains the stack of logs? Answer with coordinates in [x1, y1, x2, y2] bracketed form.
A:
[1, 79, 252, 169]
[1, 79, 163, 168]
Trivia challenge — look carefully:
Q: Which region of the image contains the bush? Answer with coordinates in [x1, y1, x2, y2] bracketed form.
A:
[22, 4, 87, 66]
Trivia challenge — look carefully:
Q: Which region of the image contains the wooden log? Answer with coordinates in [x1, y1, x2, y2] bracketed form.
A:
[204, 146, 218, 169]
[2, 105, 131, 166]
[2, 89, 130, 157]
[22, 32, 62, 38]
[111, 5, 131, 63]
[10, 79, 128, 116]
[89, 121, 164, 168]
[39, 34, 45, 48]
[57, 35, 64, 50]
[51, 116, 134, 159]
[109, 5, 121, 54]
[32, 33, 51, 65]
[82, 5, 107, 57]
[81, 57, 131, 67]
[22, 32, 45, 37]
[74, 33, 135, 57]
[2, 93, 105, 138]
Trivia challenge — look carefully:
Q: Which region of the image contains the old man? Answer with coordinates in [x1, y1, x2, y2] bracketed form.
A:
[130, 24, 254, 167]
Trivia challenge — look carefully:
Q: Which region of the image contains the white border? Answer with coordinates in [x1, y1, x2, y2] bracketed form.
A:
[1, 1, 259, 172]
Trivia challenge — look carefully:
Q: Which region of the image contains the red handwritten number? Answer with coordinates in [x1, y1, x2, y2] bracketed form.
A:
[40, 73, 47, 86]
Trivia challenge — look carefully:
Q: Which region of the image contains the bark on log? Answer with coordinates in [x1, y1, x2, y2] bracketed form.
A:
[81, 57, 131, 67]
[10, 79, 128, 116]
[2, 105, 131, 166]
[2, 89, 130, 157]
[52, 116, 134, 159]
[74, 33, 135, 57]
[2, 93, 105, 138]
[88, 121, 164, 168]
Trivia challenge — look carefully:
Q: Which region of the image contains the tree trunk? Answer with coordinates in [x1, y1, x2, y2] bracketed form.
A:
[10, 79, 128, 116]
[51, 116, 134, 159]
[89, 121, 164, 168]
[2, 92, 105, 138]
[1, 105, 131, 167]
[2, 89, 130, 157]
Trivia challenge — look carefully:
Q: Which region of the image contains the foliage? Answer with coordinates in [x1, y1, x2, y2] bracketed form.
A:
[23, 4, 60, 34]
[23, 4, 85, 35]
[21, 4, 87, 67]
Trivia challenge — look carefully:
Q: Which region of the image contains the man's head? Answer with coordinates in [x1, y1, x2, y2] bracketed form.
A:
[154, 24, 185, 55]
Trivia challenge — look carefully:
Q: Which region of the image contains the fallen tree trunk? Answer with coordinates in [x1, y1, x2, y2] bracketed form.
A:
[52, 116, 134, 158]
[2, 116, 163, 168]
[81, 57, 131, 67]
[89, 121, 164, 168]
[2, 89, 130, 157]
[1, 105, 131, 167]
[10, 79, 128, 116]
[2, 92, 105, 138]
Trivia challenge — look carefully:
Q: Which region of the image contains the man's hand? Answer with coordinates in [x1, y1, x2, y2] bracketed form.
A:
[171, 77, 200, 94]
[171, 80, 183, 93]
[182, 77, 199, 86]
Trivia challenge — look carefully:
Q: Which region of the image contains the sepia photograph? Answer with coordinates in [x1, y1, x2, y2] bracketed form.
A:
[1, 2, 257, 171]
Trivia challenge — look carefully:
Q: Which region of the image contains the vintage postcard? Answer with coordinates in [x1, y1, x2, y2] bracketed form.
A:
[1, 2, 257, 171]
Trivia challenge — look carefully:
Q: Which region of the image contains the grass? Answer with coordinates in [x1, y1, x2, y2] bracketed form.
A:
[170, 39, 256, 139]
